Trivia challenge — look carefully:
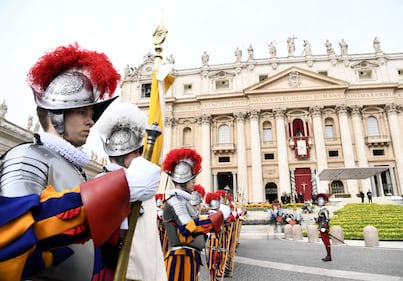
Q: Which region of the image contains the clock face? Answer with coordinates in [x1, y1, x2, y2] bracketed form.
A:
[142, 64, 153, 75]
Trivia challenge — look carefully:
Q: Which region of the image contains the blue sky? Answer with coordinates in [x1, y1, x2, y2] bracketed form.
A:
[1, 0, 403, 154]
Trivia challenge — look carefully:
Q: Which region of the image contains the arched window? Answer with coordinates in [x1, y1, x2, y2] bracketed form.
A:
[218, 124, 230, 144]
[325, 117, 335, 140]
[367, 116, 380, 136]
[292, 118, 304, 137]
[183, 127, 192, 147]
[331, 180, 345, 194]
[262, 121, 273, 143]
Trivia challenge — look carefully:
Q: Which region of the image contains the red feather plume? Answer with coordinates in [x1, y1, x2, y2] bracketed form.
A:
[162, 148, 202, 176]
[193, 184, 206, 198]
[316, 193, 329, 202]
[27, 42, 121, 100]
[205, 192, 221, 205]
[216, 189, 232, 202]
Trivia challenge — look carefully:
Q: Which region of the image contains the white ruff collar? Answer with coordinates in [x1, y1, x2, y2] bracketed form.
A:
[167, 188, 192, 200]
[37, 132, 90, 168]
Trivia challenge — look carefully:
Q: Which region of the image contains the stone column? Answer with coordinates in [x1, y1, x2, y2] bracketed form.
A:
[213, 173, 218, 192]
[248, 110, 264, 202]
[389, 167, 398, 196]
[232, 172, 238, 201]
[385, 104, 403, 193]
[234, 112, 248, 200]
[198, 114, 213, 192]
[336, 105, 358, 195]
[310, 106, 328, 193]
[163, 117, 175, 159]
[273, 108, 291, 196]
[351, 106, 371, 191]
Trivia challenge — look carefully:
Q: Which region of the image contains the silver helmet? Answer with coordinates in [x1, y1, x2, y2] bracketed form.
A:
[95, 102, 147, 157]
[171, 159, 197, 184]
[189, 191, 203, 206]
[209, 199, 220, 210]
[27, 43, 120, 134]
[162, 148, 203, 185]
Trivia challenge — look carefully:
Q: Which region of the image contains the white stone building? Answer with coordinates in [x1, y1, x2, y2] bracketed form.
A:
[121, 39, 403, 203]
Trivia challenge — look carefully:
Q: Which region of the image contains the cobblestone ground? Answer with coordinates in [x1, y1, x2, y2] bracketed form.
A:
[198, 238, 403, 281]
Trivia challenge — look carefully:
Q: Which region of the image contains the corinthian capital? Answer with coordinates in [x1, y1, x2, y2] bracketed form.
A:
[234, 112, 246, 122]
[309, 106, 322, 117]
[248, 109, 260, 120]
[336, 105, 348, 115]
[273, 108, 286, 119]
[385, 103, 399, 114]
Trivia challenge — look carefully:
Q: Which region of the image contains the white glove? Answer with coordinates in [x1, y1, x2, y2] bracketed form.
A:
[219, 204, 231, 220]
[125, 157, 161, 202]
[237, 207, 242, 215]
[232, 210, 238, 219]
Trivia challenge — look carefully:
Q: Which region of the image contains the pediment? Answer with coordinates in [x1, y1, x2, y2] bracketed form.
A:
[244, 66, 348, 94]
[350, 60, 379, 70]
[208, 70, 236, 79]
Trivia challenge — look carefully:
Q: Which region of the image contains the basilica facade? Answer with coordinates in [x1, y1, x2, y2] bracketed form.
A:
[120, 38, 403, 203]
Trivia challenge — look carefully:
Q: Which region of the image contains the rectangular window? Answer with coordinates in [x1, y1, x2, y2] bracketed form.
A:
[318, 71, 328, 76]
[264, 153, 274, 160]
[141, 83, 151, 98]
[259, 74, 268, 81]
[184, 83, 192, 94]
[218, 156, 230, 163]
[358, 70, 373, 79]
[373, 149, 385, 156]
[215, 79, 230, 89]
[328, 150, 339, 157]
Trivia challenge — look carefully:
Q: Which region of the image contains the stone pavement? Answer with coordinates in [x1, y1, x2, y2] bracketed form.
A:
[198, 197, 403, 280]
[198, 238, 403, 281]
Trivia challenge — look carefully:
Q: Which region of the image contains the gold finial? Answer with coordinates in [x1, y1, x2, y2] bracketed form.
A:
[152, 11, 168, 65]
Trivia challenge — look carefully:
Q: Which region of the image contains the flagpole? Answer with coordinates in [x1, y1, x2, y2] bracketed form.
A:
[113, 20, 167, 281]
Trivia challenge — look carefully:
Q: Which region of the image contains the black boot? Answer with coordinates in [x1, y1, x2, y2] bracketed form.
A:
[322, 246, 332, 261]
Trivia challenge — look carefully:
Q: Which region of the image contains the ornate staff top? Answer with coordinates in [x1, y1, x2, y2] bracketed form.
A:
[153, 20, 168, 66]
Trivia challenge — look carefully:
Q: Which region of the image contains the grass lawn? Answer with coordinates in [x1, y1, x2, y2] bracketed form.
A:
[330, 203, 403, 240]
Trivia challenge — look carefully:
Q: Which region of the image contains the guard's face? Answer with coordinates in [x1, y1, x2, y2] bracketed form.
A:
[318, 197, 325, 207]
[184, 178, 196, 194]
[63, 106, 94, 147]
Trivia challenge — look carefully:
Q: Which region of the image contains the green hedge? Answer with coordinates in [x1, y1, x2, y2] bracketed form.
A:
[331, 203, 403, 240]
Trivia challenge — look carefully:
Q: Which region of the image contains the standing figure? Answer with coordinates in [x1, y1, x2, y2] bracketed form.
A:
[303, 40, 312, 56]
[247, 44, 254, 60]
[205, 191, 223, 281]
[367, 190, 373, 203]
[235, 47, 242, 62]
[360, 191, 365, 203]
[95, 101, 166, 281]
[315, 193, 332, 262]
[268, 41, 277, 58]
[324, 40, 335, 55]
[0, 43, 146, 281]
[202, 51, 209, 65]
[162, 148, 230, 281]
[373, 36, 382, 53]
[287, 37, 296, 57]
[339, 39, 348, 56]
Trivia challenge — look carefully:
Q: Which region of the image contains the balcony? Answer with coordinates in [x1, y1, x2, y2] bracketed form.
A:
[365, 135, 390, 147]
[212, 143, 235, 154]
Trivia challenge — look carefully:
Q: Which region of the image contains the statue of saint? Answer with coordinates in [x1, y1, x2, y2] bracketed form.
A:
[303, 40, 312, 56]
[287, 37, 296, 57]
[235, 47, 242, 62]
[324, 40, 335, 56]
[268, 41, 276, 58]
[202, 51, 209, 65]
[373, 36, 382, 53]
[339, 39, 348, 56]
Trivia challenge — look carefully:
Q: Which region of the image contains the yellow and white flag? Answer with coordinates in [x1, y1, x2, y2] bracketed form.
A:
[146, 63, 175, 165]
